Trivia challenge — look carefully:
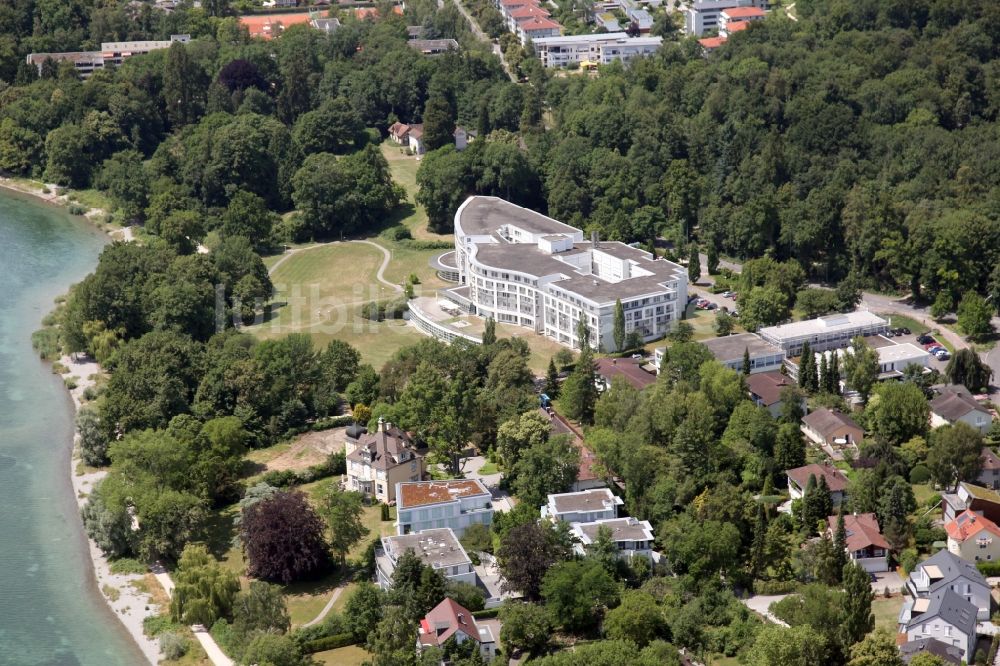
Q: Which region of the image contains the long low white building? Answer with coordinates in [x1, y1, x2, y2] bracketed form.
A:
[758, 311, 889, 356]
[444, 196, 688, 351]
[531, 32, 662, 68]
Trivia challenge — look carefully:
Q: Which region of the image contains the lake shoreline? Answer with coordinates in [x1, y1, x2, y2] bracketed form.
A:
[2, 180, 161, 663]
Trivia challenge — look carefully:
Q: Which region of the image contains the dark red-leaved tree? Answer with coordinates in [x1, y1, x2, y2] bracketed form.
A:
[218, 59, 267, 93]
[241, 490, 330, 584]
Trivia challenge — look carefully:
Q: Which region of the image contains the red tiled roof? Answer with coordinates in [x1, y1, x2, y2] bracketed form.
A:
[827, 513, 890, 552]
[508, 5, 550, 18]
[239, 13, 312, 39]
[722, 6, 765, 19]
[946, 509, 1000, 543]
[727, 20, 749, 32]
[698, 36, 727, 49]
[595, 358, 656, 390]
[786, 463, 849, 493]
[518, 16, 562, 31]
[418, 598, 485, 647]
[354, 5, 404, 18]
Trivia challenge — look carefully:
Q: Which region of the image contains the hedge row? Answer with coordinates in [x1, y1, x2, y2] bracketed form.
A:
[977, 561, 1000, 576]
[472, 608, 500, 619]
[259, 451, 346, 488]
[302, 633, 357, 654]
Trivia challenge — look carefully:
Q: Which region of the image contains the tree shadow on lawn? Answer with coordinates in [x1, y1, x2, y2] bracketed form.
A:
[199, 507, 239, 562]
[282, 566, 349, 599]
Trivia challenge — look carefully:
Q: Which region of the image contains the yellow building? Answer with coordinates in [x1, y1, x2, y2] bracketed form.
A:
[345, 419, 425, 504]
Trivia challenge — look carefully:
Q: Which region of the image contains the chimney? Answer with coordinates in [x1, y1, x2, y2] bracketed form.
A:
[591, 230, 598, 248]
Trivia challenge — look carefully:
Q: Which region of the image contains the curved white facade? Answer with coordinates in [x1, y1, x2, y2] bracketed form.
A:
[450, 196, 687, 351]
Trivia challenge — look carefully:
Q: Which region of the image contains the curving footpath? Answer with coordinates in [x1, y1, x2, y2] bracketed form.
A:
[267, 240, 402, 293]
[152, 563, 233, 666]
[301, 584, 348, 628]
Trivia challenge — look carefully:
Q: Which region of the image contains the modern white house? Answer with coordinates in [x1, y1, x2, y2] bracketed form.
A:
[531, 33, 662, 68]
[444, 196, 688, 351]
[395, 480, 493, 537]
[570, 517, 657, 561]
[758, 311, 890, 356]
[542, 488, 623, 523]
[683, 0, 766, 36]
[377, 529, 476, 590]
[718, 6, 765, 35]
[27, 34, 191, 78]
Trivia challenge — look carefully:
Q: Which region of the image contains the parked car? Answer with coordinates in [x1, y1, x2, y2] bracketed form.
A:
[885, 330, 895, 338]
[917, 334, 934, 344]
[706, 302, 718, 310]
[934, 349, 950, 360]
[901, 327, 911, 335]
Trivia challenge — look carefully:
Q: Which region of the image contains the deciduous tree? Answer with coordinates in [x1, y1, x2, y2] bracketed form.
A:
[240, 490, 330, 583]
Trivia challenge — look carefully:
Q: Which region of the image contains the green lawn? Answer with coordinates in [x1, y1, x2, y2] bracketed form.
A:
[872, 595, 904, 635]
[380, 142, 452, 243]
[478, 461, 499, 475]
[285, 569, 346, 627]
[314, 645, 371, 665]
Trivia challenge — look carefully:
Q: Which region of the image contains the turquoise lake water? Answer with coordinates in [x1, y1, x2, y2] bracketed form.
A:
[0, 191, 144, 664]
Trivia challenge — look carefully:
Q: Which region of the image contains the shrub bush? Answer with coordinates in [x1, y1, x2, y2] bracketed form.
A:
[472, 608, 500, 619]
[143, 615, 183, 637]
[361, 301, 383, 321]
[752, 579, 800, 595]
[384, 296, 409, 319]
[302, 633, 357, 653]
[160, 632, 189, 660]
[68, 204, 87, 215]
[978, 561, 1000, 576]
[900, 548, 920, 574]
[909, 464, 931, 484]
[379, 226, 412, 241]
[31, 327, 61, 360]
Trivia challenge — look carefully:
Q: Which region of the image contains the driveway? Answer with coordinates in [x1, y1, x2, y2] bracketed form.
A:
[872, 571, 904, 595]
[741, 595, 790, 626]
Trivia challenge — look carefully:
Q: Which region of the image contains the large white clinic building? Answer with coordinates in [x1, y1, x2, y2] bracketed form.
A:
[443, 196, 688, 351]
[531, 33, 662, 68]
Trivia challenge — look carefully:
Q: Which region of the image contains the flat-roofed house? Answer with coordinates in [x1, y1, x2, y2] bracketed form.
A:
[785, 463, 849, 506]
[702, 333, 786, 374]
[826, 512, 890, 573]
[930, 385, 993, 434]
[395, 479, 493, 536]
[377, 528, 476, 589]
[941, 482, 1000, 525]
[801, 408, 863, 449]
[345, 418, 424, 504]
[570, 517, 657, 561]
[418, 598, 496, 662]
[542, 488, 623, 523]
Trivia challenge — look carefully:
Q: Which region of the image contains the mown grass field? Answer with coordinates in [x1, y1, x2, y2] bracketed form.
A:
[314, 645, 371, 665]
[379, 142, 452, 243]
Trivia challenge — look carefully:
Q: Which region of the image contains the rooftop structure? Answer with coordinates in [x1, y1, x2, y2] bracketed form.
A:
[801, 408, 863, 448]
[408, 38, 460, 54]
[701, 332, 785, 374]
[542, 488, 623, 523]
[930, 385, 993, 433]
[445, 196, 687, 351]
[941, 482, 1000, 525]
[377, 529, 475, 589]
[827, 512, 890, 572]
[746, 370, 796, 411]
[239, 12, 313, 39]
[345, 418, 424, 504]
[899, 638, 963, 665]
[758, 311, 889, 356]
[570, 517, 657, 561]
[396, 480, 493, 536]
[683, 0, 765, 35]
[786, 462, 849, 507]
[902, 588, 977, 661]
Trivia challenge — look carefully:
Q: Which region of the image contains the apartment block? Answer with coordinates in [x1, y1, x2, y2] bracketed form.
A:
[395, 479, 493, 536]
[531, 32, 662, 68]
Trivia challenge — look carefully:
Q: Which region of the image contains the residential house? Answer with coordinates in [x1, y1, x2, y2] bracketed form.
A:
[946, 510, 1000, 564]
[899, 638, 964, 665]
[239, 12, 313, 39]
[595, 12, 623, 31]
[785, 463, 849, 506]
[395, 479, 493, 536]
[930, 385, 993, 434]
[345, 418, 424, 504]
[389, 122, 412, 144]
[570, 517, 657, 561]
[718, 6, 765, 35]
[745, 370, 798, 417]
[941, 482, 1000, 525]
[698, 35, 727, 51]
[801, 408, 863, 450]
[506, 4, 551, 32]
[626, 8, 654, 32]
[407, 124, 426, 155]
[826, 513, 890, 573]
[377, 529, 476, 589]
[418, 598, 496, 662]
[595, 357, 657, 392]
[978, 447, 1000, 490]
[872, 340, 929, 378]
[542, 488, 623, 523]
[758, 311, 889, 357]
[901, 549, 991, 623]
[701, 332, 786, 374]
[901, 589, 977, 663]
